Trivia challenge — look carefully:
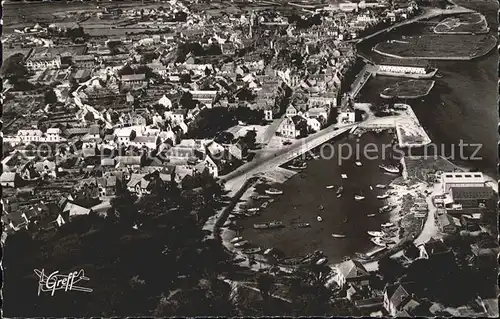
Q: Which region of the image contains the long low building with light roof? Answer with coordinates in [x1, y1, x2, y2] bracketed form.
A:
[441, 171, 485, 194]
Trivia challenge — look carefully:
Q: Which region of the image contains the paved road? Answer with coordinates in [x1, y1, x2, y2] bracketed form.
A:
[221, 123, 356, 194]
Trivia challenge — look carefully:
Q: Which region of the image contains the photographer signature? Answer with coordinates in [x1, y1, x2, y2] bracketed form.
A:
[34, 269, 93, 296]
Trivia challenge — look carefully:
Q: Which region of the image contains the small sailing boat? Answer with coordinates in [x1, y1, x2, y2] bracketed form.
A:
[343, 217, 348, 223]
[317, 215, 323, 222]
[319, 205, 324, 210]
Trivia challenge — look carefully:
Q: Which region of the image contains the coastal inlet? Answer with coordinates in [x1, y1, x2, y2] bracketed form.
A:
[231, 130, 402, 264]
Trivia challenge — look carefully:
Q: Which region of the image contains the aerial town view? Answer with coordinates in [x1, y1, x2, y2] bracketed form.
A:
[1, 0, 498, 317]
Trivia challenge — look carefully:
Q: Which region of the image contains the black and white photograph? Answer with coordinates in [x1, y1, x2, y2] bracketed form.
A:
[1, 0, 498, 317]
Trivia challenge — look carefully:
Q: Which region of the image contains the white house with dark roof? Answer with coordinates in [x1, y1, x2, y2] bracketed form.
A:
[383, 283, 421, 316]
[333, 259, 370, 288]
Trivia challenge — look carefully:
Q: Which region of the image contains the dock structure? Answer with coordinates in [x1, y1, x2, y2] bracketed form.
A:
[347, 64, 373, 102]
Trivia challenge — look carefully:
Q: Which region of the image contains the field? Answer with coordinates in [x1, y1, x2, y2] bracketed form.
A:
[434, 13, 489, 34]
[374, 34, 497, 60]
[380, 80, 435, 99]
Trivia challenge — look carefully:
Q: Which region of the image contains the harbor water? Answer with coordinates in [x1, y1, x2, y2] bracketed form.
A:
[238, 131, 401, 263]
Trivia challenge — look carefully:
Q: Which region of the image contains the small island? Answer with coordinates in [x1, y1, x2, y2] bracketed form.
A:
[380, 80, 435, 99]
[373, 34, 497, 60]
[434, 12, 490, 34]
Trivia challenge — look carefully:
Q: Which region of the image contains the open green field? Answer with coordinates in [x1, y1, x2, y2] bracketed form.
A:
[380, 80, 435, 99]
[374, 34, 497, 60]
[434, 13, 489, 34]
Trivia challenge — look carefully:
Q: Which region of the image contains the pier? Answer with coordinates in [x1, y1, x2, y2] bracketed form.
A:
[348, 64, 373, 100]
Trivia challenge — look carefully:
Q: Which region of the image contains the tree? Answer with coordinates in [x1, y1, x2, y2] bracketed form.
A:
[288, 265, 336, 316]
[403, 242, 420, 260]
[1, 53, 29, 79]
[242, 130, 257, 149]
[378, 256, 404, 284]
[256, 272, 276, 314]
[44, 89, 58, 104]
[110, 189, 139, 227]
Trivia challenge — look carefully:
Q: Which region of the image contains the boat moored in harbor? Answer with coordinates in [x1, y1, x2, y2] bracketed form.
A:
[331, 233, 346, 238]
[316, 257, 328, 265]
[230, 236, 244, 243]
[371, 237, 387, 247]
[377, 194, 390, 199]
[254, 223, 269, 229]
[265, 188, 283, 195]
[378, 164, 400, 174]
[244, 210, 260, 217]
[379, 205, 396, 213]
[381, 222, 395, 228]
[269, 221, 284, 228]
[234, 240, 249, 247]
[355, 252, 369, 260]
[376, 184, 387, 189]
[289, 162, 307, 170]
[367, 231, 385, 237]
[297, 223, 311, 228]
[253, 221, 284, 229]
[243, 247, 262, 254]
[336, 186, 344, 194]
